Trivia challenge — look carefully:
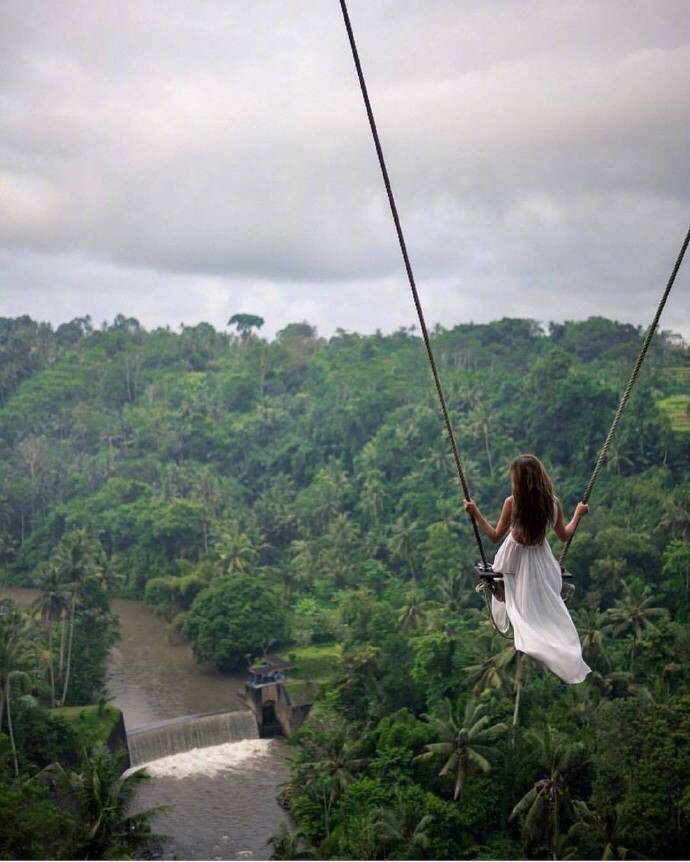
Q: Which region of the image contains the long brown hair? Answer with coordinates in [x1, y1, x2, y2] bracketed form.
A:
[510, 454, 555, 545]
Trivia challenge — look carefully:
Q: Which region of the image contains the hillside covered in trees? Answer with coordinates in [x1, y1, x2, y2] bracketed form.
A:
[1, 311, 689, 859]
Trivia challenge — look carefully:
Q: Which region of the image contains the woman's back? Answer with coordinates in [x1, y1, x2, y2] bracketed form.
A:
[509, 495, 558, 547]
[509, 455, 556, 545]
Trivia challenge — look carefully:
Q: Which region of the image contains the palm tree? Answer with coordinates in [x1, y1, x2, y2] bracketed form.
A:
[413, 698, 507, 800]
[463, 641, 515, 697]
[215, 521, 259, 576]
[464, 401, 494, 476]
[51, 529, 101, 706]
[605, 440, 634, 476]
[313, 462, 349, 528]
[0, 495, 13, 532]
[6, 668, 33, 776]
[431, 570, 476, 616]
[33, 561, 69, 707]
[656, 491, 690, 542]
[291, 732, 368, 836]
[191, 467, 222, 554]
[376, 798, 433, 856]
[55, 742, 169, 858]
[289, 539, 315, 593]
[267, 822, 317, 860]
[322, 514, 360, 589]
[0, 601, 37, 775]
[567, 799, 641, 860]
[397, 586, 430, 631]
[464, 642, 530, 729]
[574, 608, 610, 670]
[605, 578, 669, 670]
[424, 447, 452, 475]
[511, 651, 532, 731]
[0, 531, 16, 566]
[510, 726, 584, 860]
[388, 514, 419, 580]
[359, 470, 386, 526]
[587, 669, 653, 704]
[434, 499, 464, 534]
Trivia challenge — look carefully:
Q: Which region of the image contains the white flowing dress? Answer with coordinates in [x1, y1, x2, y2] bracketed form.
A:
[490, 504, 591, 684]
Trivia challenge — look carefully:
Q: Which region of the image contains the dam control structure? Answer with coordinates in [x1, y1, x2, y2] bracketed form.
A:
[241, 655, 313, 738]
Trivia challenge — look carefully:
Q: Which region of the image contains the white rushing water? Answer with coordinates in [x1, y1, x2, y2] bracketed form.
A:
[126, 738, 276, 780]
[130, 737, 290, 861]
[127, 709, 259, 766]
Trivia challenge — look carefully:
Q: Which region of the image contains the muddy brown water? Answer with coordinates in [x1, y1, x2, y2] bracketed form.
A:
[3, 585, 290, 861]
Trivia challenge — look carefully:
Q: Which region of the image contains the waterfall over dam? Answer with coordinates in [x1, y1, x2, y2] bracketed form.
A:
[127, 709, 259, 766]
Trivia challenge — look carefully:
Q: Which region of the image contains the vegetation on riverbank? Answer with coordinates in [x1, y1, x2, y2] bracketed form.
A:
[0, 596, 164, 859]
[0, 452, 160, 858]
[281, 644, 342, 705]
[50, 703, 122, 748]
[1, 311, 689, 858]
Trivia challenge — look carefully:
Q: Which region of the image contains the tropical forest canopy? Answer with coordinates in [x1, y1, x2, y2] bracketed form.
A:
[1, 310, 689, 859]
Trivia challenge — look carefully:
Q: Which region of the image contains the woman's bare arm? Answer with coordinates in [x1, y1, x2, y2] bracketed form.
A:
[464, 497, 512, 543]
[553, 498, 589, 541]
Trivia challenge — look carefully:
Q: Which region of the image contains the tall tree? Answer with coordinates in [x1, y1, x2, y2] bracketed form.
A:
[0, 600, 37, 774]
[605, 578, 669, 670]
[359, 470, 387, 527]
[291, 725, 368, 837]
[397, 586, 429, 631]
[214, 521, 260, 576]
[50, 529, 102, 705]
[228, 313, 265, 339]
[574, 608, 610, 669]
[413, 698, 507, 800]
[510, 726, 584, 860]
[388, 514, 419, 581]
[33, 562, 69, 707]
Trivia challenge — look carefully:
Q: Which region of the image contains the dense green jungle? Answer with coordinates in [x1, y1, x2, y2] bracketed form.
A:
[0, 311, 689, 860]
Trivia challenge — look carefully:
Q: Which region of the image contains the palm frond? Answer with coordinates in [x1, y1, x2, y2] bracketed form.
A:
[510, 785, 538, 821]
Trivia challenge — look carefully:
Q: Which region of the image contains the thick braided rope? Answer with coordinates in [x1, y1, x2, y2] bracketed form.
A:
[339, 0, 488, 568]
[560, 224, 690, 566]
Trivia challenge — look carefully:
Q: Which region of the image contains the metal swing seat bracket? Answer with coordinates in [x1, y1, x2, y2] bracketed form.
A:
[474, 561, 506, 603]
[474, 561, 500, 579]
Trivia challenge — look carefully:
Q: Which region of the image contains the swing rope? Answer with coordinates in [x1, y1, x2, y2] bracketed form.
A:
[479, 584, 514, 640]
[559, 224, 690, 568]
[339, 0, 489, 570]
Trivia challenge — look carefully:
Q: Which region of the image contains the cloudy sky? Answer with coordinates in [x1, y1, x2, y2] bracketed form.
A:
[1, 0, 689, 339]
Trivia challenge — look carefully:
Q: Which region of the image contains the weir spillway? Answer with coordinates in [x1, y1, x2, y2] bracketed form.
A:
[127, 708, 259, 766]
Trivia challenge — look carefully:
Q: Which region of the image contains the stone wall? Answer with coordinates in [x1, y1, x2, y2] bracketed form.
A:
[107, 709, 131, 774]
[243, 682, 312, 737]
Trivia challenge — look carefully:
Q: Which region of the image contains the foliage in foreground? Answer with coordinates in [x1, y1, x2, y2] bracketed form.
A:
[0, 735, 166, 860]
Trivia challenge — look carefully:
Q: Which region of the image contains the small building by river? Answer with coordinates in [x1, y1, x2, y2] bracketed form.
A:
[243, 655, 312, 738]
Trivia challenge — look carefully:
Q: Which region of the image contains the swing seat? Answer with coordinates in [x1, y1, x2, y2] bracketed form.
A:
[474, 561, 506, 603]
[474, 561, 575, 605]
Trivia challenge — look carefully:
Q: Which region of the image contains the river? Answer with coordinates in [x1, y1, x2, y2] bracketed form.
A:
[3, 586, 290, 861]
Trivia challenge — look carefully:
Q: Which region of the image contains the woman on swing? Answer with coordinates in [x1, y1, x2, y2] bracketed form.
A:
[464, 453, 591, 684]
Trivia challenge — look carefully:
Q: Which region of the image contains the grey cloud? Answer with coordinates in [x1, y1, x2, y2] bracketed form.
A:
[0, 0, 689, 337]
